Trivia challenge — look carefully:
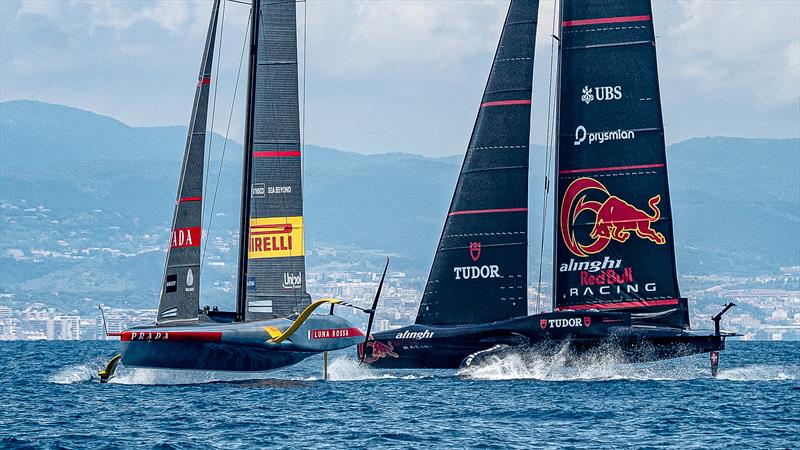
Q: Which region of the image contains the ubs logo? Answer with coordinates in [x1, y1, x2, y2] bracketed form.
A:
[581, 85, 622, 104]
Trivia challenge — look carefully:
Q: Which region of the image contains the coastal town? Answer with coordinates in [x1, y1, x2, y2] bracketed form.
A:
[2, 267, 799, 341]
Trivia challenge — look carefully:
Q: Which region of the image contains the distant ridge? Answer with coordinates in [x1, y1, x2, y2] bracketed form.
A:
[1, 101, 798, 310]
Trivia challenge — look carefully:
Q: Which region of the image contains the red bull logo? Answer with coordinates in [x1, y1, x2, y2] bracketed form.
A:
[561, 177, 666, 257]
[358, 339, 399, 364]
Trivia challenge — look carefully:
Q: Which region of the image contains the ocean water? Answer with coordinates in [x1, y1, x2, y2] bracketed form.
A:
[1, 340, 797, 449]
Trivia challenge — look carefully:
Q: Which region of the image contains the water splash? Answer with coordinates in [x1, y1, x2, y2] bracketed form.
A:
[457, 342, 797, 382]
[716, 365, 798, 382]
[108, 366, 277, 385]
[50, 361, 103, 384]
[326, 356, 430, 382]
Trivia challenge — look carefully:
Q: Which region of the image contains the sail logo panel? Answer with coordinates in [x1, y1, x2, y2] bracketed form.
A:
[560, 177, 666, 258]
[554, 0, 687, 328]
[170, 226, 201, 248]
[248, 216, 304, 259]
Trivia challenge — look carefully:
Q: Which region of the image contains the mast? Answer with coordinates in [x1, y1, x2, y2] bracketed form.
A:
[552, 0, 689, 328]
[415, 0, 539, 326]
[236, 0, 259, 322]
[156, 0, 221, 324]
[550, 0, 564, 312]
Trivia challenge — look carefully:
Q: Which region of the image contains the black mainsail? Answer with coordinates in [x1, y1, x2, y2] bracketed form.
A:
[157, 0, 221, 324]
[554, 0, 689, 328]
[237, 0, 309, 321]
[415, 0, 539, 326]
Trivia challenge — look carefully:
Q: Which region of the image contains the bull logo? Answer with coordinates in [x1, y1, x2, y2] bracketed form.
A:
[561, 177, 666, 257]
[540, 319, 548, 329]
[583, 316, 591, 327]
[469, 242, 481, 262]
[358, 339, 399, 364]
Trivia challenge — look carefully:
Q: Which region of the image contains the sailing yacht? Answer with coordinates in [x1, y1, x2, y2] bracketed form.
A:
[360, 0, 736, 375]
[99, 0, 381, 381]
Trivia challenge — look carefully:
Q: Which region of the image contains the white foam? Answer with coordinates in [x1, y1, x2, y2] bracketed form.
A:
[50, 362, 102, 384]
[108, 366, 275, 385]
[457, 343, 796, 382]
[325, 356, 430, 381]
[716, 365, 798, 382]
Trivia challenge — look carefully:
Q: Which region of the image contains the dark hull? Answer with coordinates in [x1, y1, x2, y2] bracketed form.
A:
[119, 314, 363, 372]
[360, 312, 730, 369]
[122, 340, 313, 372]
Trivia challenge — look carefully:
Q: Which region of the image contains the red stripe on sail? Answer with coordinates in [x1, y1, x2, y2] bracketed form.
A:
[250, 224, 292, 235]
[198, 76, 211, 87]
[120, 331, 222, 342]
[559, 164, 665, 174]
[178, 196, 203, 203]
[253, 151, 301, 158]
[556, 298, 679, 311]
[480, 99, 532, 108]
[563, 15, 651, 27]
[448, 207, 528, 217]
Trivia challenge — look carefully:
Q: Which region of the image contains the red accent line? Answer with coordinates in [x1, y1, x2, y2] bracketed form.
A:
[448, 207, 528, 217]
[107, 332, 123, 337]
[178, 196, 203, 203]
[250, 224, 292, 235]
[198, 76, 211, 87]
[120, 331, 222, 342]
[559, 164, 664, 175]
[253, 151, 301, 158]
[480, 99, 532, 108]
[556, 298, 679, 311]
[563, 15, 651, 27]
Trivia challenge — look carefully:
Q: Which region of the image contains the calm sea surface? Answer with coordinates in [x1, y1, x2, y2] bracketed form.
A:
[1, 340, 797, 449]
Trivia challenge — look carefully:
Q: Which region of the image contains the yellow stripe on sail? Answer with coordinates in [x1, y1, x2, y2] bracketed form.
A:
[248, 216, 304, 259]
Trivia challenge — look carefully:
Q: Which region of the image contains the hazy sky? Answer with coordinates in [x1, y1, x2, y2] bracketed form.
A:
[1, 0, 798, 156]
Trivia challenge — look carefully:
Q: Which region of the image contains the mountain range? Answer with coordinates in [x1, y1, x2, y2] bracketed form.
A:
[1, 100, 798, 311]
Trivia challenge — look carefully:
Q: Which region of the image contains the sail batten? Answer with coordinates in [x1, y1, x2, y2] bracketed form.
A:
[415, 0, 539, 326]
[553, 0, 688, 328]
[156, 0, 221, 324]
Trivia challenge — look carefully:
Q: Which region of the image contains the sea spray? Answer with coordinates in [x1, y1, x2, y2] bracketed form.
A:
[326, 356, 431, 382]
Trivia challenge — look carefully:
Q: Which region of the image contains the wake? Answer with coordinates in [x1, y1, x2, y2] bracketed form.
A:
[457, 342, 798, 382]
[48, 355, 433, 385]
[322, 356, 433, 382]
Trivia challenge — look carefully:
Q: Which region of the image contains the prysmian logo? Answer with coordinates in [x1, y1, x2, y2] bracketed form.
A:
[574, 125, 635, 146]
[251, 183, 266, 198]
[581, 85, 622, 105]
